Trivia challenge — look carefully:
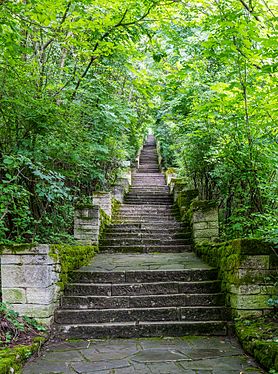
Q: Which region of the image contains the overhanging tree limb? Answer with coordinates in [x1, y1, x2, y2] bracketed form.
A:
[72, 3, 158, 98]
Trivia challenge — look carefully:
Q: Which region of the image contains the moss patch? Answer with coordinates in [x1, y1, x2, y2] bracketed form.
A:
[235, 314, 278, 371]
[0, 243, 36, 255]
[191, 199, 218, 212]
[50, 244, 98, 290]
[0, 336, 46, 374]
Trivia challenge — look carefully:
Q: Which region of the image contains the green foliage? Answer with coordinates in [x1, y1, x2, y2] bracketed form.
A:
[151, 0, 278, 241]
[0, 0, 158, 242]
[0, 302, 46, 347]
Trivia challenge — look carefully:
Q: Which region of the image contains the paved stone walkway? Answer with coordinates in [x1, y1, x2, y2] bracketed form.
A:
[23, 336, 265, 373]
[78, 253, 212, 272]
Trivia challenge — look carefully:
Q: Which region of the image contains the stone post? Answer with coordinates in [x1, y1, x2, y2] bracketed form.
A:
[112, 184, 125, 203]
[1, 244, 60, 325]
[117, 177, 130, 194]
[165, 169, 177, 189]
[230, 248, 277, 318]
[191, 200, 219, 243]
[92, 192, 112, 218]
[74, 205, 100, 244]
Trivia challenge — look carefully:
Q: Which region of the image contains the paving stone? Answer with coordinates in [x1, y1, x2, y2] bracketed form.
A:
[71, 359, 131, 373]
[23, 337, 265, 373]
[131, 348, 189, 362]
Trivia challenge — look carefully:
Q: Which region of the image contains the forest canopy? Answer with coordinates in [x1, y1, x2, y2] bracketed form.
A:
[0, 0, 277, 243]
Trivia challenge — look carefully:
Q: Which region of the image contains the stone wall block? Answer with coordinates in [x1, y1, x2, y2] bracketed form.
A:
[240, 255, 270, 270]
[26, 286, 57, 304]
[74, 205, 101, 244]
[93, 192, 112, 218]
[1, 244, 60, 326]
[2, 264, 54, 288]
[113, 184, 125, 203]
[2, 288, 27, 303]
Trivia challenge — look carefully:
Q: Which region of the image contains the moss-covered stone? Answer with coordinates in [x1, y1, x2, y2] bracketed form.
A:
[195, 239, 277, 310]
[0, 243, 36, 255]
[0, 336, 46, 374]
[50, 244, 98, 290]
[235, 315, 278, 371]
[191, 199, 218, 212]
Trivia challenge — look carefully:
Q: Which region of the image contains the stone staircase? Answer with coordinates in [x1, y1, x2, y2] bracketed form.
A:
[55, 135, 230, 338]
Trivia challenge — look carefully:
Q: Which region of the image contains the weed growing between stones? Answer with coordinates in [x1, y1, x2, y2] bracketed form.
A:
[0, 302, 46, 347]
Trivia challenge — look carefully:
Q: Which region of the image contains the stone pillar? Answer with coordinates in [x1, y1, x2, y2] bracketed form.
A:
[172, 180, 187, 203]
[230, 253, 277, 317]
[92, 192, 112, 218]
[74, 205, 100, 244]
[117, 177, 130, 194]
[1, 244, 60, 325]
[119, 161, 132, 186]
[191, 200, 219, 243]
[112, 184, 125, 203]
[165, 169, 177, 189]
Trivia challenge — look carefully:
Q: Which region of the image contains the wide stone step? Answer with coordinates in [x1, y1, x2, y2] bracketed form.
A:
[124, 200, 172, 205]
[55, 306, 228, 324]
[111, 220, 181, 226]
[104, 232, 192, 239]
[100, 239, 189, 246]
[56, 320, 228, 339]
[119, 207, 176, 212]
[70, 268, 219, 283]
[106, 223, 188, 231]
[99, 244, 191, 253]
[61, 293, 225, 309]
[64, 280, 221, 296]
[115, 215, 177, 221]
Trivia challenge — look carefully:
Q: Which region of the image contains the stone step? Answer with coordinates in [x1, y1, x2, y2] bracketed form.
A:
[64, 280, 221, 296]
[70, 268, 218, 283]
[100, 239, 191, 246]
[55, 320, 228, 339]
[112, 220, 180, 225]
[106, 223, 188, 231]
[55, 306, 229, 324]
[104, 232, 192, 239]
[129, 188, 169, 192]
[61, 293, 225, 310]
[124, 200, 172, 205]
[119, 206, 176, 212]
[99, 244, 192, 253]
[115, 215, 177, 220]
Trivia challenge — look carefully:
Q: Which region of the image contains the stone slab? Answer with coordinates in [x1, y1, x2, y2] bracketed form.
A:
[22, 336, 265, 373]
[1, 264, 56, 288]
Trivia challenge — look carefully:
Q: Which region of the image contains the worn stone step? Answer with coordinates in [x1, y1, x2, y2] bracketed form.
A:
[108, 222, 186, 229]
[100, 239, 189, 246]
[111, 221, 181, 226]
[56, 320, 228, 339]
[61, 293, 224, 310]
[124, 200, 172, 205]
[99, 244, 191, 253]
[70, 268, 219, 283]
[115, 216, 177, 222]
[104, 232, 192, 239]
[64, 280, 221, 296]
[55, 306, 228, 325]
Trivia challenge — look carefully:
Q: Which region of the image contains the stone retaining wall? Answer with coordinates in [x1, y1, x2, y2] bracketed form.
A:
[1, 244, 60, 325]
[165, 169, 278, 318]
[0, 164, 132, 325]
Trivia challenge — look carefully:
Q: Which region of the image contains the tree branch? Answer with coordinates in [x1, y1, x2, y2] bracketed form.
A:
[72, 4, 158, 98]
